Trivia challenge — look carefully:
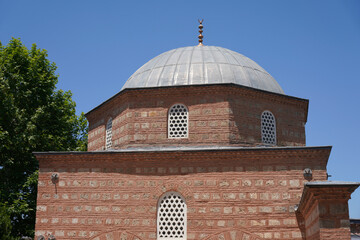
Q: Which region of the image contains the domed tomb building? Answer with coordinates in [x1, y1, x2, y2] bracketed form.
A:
[34, 30, 359, 240]
[86, 45, 304, 151]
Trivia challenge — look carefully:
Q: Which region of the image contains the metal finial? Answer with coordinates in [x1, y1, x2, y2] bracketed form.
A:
[198, 19, 204, 46]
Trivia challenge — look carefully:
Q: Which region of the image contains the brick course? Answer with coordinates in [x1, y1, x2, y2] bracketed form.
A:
[35, 147, 329, 240]
[86, 84, 308, 151]
[296, 184, 357, 240]
[35, 83, 359, 240]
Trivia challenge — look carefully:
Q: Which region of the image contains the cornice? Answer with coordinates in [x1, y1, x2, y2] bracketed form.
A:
[85, 83, 309, 119]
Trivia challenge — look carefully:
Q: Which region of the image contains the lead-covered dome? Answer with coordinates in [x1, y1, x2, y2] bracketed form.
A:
[122, 46, 284, 94]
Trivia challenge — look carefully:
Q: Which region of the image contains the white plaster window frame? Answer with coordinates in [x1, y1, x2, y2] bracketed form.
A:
[157, 191, 187, 240]
[168, 104, 189, 139]
[105, 118, 113, 150]
[261, 110, 277, 145]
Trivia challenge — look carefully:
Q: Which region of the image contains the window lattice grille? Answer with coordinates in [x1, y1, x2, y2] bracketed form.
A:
[157, 192, 186, 240]
[105, 118, 112, 149]
[168, 104, 188, 139]
[261, 111, 276, 144]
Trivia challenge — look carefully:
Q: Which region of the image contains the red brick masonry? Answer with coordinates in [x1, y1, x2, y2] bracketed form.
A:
[86, 84, 308, 151]
[35, 146, 335, 240]
[296, 182, 359, 240]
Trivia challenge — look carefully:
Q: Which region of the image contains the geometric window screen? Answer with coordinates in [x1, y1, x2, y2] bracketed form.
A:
[105, 118, 112, 150]
[261, 110, 276, 145]
[168, 104, 188, 139]
[157, 192, 187, 240]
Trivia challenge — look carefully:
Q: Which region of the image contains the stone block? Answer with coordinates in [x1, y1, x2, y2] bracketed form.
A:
[67, 231, 76, 237]
[260, 193, 269, 200]
[265, 180, 274, 186]
[271, 193, 280, 200]
[255, 180, 263, 186]
[242, 180, 252, 186]
[217, 220, 226, 227]
[320, 219, 335, 228]
[219, 180, 230, 187]
[223, 193, 236, 200]
[283, 219, 296, 225]
[251, 220, 266, 226]
[248, 207, 257, 213]
[239, 193, 246, 199]
[269, 219, 280, 226]
[264, 232, 272, 239]
[329, 203, 348, 215]
[55, 230, 64, 237]
[224, 207, 233, 214]
[290, 179, 300, 187]
[259, 206, 273, 213]
[249, 193, 257, 199]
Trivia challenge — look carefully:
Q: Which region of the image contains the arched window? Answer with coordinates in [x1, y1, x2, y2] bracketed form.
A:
[261, 111, 276, 145]
[157, 192, 187, 240]
[105, 118, 112, 150]
[168, 104, 188, 139]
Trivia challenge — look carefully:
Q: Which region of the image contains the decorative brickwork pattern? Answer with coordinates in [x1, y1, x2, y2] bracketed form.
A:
[86, 85, 309, 150]
[34, 147, 331, 240]
[202, 229, 264, 240]
[90, 230, 143, 240]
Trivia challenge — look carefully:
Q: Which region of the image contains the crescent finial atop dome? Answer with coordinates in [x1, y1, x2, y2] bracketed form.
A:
[198, 19, 204, 46]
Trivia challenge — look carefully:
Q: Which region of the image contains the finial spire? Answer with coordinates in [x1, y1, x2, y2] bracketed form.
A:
[198, 19, 204, 46]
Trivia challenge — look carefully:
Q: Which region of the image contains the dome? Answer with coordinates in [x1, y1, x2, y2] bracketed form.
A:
[122, 46, 284, 94]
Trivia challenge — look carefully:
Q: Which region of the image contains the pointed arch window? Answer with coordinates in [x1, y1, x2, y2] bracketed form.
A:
[157, 192, 187, 240]
[261, 111, 276, 145]
[168, 104, 188, 139]
[105, 118, 112, 150]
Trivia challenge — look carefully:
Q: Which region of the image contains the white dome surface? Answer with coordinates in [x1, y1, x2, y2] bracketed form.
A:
[122, 46, 284, 94]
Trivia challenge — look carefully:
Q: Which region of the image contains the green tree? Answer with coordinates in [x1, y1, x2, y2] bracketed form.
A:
[0, 204, 15, 240]
[0, 38, 88, 239]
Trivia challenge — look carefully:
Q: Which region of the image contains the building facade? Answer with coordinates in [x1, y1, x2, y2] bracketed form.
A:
[34, 45, 359, 239]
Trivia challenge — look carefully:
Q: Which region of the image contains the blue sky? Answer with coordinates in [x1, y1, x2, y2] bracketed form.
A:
[1, 0, 359, 218]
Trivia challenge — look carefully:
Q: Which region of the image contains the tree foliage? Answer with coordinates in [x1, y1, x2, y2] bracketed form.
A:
[0, 38, 88, 239]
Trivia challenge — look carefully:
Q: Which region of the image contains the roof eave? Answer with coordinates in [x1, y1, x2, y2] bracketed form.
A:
[85, 83, 309, 117]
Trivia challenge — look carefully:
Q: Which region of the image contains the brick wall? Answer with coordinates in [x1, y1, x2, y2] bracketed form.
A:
[86, 84, 308, 151]
[304, 202, 320, 239]
[296, 184, 357, 240]
[35, 146, 329, 240]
